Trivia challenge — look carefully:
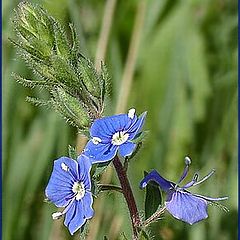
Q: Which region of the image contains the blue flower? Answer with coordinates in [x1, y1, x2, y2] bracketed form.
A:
[140, 157, 228, 225]
[84, 108, 147, 163]
[45, 154, 94, 235]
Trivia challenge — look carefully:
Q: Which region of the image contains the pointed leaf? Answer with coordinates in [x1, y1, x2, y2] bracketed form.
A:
[144, 171, 162, 219]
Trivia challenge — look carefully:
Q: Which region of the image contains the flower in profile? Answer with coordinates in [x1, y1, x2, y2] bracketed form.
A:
[84, 108, 147, 163]
[45, 154, 94, 235]
[140, 157, 228, 225]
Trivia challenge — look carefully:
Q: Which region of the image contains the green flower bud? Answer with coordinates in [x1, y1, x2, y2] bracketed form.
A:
[11, 2, 111, 131]
[13, 2, 54, 58]
[51, 87, 92, 130]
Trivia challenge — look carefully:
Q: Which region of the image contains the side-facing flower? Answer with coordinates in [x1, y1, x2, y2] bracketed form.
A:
[45, 154, 94, 235]
[84, 108, 147, 163]
[140, 157, 228, 225]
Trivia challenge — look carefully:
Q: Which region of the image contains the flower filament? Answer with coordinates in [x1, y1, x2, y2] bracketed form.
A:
[111, 131, 129, 145]
[72, 182, 85, 200]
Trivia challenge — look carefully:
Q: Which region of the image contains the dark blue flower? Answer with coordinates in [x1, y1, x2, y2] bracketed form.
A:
[84, 108, 147, 163]
[45, 154, 94, 235]
[140, 157, 228, 225]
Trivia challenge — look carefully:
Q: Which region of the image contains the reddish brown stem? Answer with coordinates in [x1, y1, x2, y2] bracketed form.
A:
[113, 155, 140, 239]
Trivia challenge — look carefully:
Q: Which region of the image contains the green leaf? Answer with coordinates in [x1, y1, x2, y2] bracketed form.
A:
[144, 171, 162, 220]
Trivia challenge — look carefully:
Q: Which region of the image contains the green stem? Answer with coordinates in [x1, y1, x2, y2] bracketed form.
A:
[98, 184, 123, 193]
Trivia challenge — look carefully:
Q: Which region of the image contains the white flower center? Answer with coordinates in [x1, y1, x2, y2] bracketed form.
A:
[72, 182, 85, 200]
[111, 131, 129, 145]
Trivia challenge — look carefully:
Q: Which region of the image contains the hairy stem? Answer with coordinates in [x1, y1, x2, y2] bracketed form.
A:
[76, 0, 117, 153]
[142, 207, 166, 227]
[113, 155, 140, 239]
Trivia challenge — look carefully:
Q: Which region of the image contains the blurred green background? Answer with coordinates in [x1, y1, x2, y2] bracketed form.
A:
[3, 0, 237, 239]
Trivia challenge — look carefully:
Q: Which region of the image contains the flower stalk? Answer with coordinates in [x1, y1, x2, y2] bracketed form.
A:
[113, 155, 140, 239]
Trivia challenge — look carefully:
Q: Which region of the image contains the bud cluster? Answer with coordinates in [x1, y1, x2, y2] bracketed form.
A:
[11, 2, 110, 131]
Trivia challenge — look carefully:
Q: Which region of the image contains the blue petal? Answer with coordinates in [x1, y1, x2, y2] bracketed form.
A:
[68, 200, 86, 235]
[139, 170, 173, 192]
[127, 112, 147, 140]
[64, 201, 76, 228]
[45, 184, 74, 207]
[45, 157, 79, 207]
[77, 154, 92, 190]
[82, 192, 94, 219]
[166, 190, 208, 225]
[119, 142, 136, 157]
[90, 114, 132, 138]
[84, 140, 118, 163]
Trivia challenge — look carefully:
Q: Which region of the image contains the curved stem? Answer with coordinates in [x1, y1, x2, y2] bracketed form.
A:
[142, 207, 166, 227]
[113, 155, 140, 239]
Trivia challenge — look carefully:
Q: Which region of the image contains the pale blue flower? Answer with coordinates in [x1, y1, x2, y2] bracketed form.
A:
[45, 154, 94, 235]
[140, 157, 228, 225]
[84, 108, 147, 163]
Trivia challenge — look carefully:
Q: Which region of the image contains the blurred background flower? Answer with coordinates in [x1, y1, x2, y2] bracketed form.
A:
[3, 0, 237, 239]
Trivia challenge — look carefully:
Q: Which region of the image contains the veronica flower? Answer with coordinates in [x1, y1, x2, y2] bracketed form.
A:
[84, 108, 147, 163]
[45, 154, 94, 235]
[140, 157, 228, 225]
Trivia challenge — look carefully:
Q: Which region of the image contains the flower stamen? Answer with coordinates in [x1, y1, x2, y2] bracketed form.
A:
[72, 182, 85, 200]
[112, 131, 129, 145]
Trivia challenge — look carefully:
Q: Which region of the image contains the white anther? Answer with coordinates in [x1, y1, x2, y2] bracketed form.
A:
[61, 162, 69, 171]
[52, 212, 63, 220]
[72, 182, 85, 200]
[185, 156, 191, 165]
[92, 137, 102, 145]
[111, 131, 129, 145]
[128, 108, 136, 119]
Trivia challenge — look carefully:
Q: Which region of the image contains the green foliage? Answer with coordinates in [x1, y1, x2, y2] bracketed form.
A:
[11, 1, 110, 132]
[143, 171, 162, 220]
